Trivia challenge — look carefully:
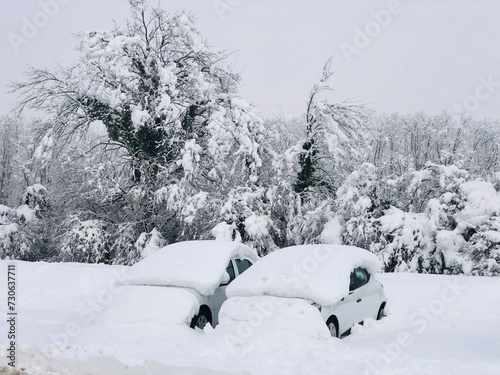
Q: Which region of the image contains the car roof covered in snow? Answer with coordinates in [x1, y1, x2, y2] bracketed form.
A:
[226, 244, 381, 306]
[122, 240, 259, 296]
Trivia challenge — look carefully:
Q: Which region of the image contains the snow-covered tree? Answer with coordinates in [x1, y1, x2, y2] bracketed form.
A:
[290, 59, 370, 195]
[12, 0, 270, 261]
[0, 114, 29, 206]
[13, 1, 264, 188]
[274, 60, 372, 248]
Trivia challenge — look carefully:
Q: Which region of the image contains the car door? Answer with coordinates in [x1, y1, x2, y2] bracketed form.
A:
[356, 268, 383, 321]
[350, 267, 375, 324]
[325, 268, 366, 334]
[329, 287, 362, 335]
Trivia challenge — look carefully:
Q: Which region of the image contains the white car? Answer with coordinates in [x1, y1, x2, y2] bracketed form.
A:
[224, 244, 386, 338]
[122, 240, 259, 329]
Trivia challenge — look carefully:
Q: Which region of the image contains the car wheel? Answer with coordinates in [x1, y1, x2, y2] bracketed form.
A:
[190, 306, 212, 329]
[326, 316, 339, 338]
[377, 302, 386, 320]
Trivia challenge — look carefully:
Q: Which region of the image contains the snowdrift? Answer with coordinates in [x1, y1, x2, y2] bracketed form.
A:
[95, 286, 200, 325]
[219, 295, 330, 340]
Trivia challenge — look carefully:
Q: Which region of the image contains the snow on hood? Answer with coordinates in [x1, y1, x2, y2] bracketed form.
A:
[122, 240, 259, 296]
[226, 244, 381, 306]
[95, 286, 200, 326]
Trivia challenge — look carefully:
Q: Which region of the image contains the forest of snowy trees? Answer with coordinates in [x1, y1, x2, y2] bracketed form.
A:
[1, 1, 499, 276]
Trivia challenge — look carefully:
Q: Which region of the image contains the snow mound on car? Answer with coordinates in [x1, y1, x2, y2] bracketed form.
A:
[218, 296, 330, 340]
[95, 286, 200, 325]
[122, 240, 259, 296]
[226, 244, 381, 306]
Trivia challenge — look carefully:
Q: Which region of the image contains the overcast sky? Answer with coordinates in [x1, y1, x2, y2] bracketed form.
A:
[1, 0, 500, 120]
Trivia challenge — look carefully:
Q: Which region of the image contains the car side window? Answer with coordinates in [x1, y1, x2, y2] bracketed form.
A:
[235, 259, 253, 275]
[224, 260, 236, 285]
[349, 267, 369, 291]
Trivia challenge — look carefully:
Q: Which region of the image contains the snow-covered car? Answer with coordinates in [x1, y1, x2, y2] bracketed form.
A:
[223, 244, 386, 338]
[122, 240, 259, 329]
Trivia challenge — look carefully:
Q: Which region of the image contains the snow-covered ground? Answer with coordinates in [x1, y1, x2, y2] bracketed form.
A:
[1, 260, 499, 374]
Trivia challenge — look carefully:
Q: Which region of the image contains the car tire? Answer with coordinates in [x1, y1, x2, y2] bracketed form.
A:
[190, 306, 212, 329]
[377, 302, 386, 320]
[326, 316, 339, 338]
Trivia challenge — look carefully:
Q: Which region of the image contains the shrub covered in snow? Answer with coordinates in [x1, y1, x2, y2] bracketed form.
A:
[61, 216, 110, 263]
[0, 186, 46, 261]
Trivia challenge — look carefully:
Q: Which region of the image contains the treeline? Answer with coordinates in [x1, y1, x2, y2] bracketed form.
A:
[0, 1, 498, 276]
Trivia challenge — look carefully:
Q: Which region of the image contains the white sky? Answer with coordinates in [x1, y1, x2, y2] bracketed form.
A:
[1, 0, 499, 120]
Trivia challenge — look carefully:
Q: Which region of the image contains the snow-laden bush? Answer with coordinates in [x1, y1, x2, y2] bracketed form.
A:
[421, 178, 500, 275]
[0, 203, 39, 260]
[372, 207, 433, 273]
[289, 196, 341, 245]
[61, 216, 110, 263]
[0, 183, 50, 261]
[210, 186, 277, 256]
[453, 181, 500, 276]
[134, 228, 166, 260]
[24, 183, 49, 217]
[398, 163, 469, 212]
[111, 225, 167, 265]
[467, 228, 500, 276]
[109, 222, 138, 265]
[0, 206, 18, 258]
[369, 165, 500, 275]
[334, 163, 389, 249]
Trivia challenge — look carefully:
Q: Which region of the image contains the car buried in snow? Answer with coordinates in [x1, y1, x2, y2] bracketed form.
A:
[221, 244, 387, 338]
[120, 240, 259, 329]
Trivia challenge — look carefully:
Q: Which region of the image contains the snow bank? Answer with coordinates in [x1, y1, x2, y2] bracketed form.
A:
[96, 286, 199, 325]
[219, 296, 330, 340]
[226, 244, 381, 306]
[122, 240, 259, 296]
